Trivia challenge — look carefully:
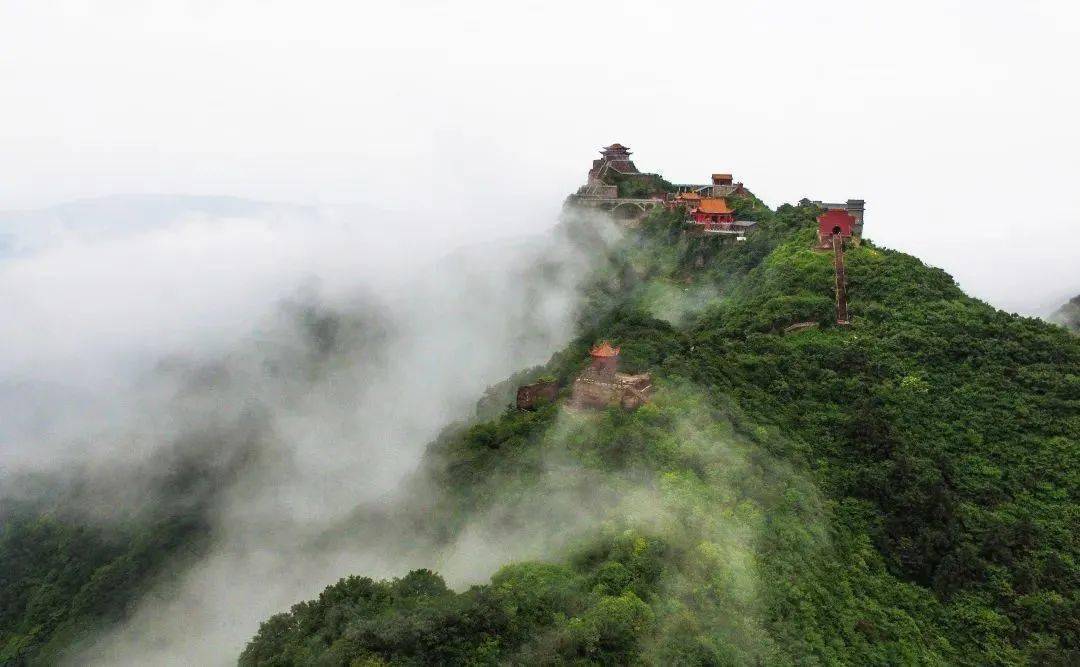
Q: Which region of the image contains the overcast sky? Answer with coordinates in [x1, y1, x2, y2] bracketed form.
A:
[2, 0, 1078, 314]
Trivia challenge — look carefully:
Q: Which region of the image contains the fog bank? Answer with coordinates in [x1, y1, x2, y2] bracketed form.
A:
[0, 195, 616, 664]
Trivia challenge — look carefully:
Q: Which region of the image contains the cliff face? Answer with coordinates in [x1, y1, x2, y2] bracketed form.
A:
[241, 203, 1080, 665]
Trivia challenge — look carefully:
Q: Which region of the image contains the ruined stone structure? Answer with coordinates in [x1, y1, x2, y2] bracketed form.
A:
[569, 342, 653, 411]
[516, 379, 558, 410]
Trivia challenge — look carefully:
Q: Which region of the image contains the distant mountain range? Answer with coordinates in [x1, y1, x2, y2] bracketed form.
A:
[0, 194, 319, 257]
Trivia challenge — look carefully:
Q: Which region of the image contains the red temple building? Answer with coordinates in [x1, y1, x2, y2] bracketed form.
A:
[681, 197, 757, 238]
[691, 198, 735, 224]
[812, 199, 864, 238]
[816, 208, 858, 248]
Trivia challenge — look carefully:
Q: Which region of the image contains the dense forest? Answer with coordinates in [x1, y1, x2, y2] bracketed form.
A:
[239, 202, 1079, 665]
[1, 476, 205, 663]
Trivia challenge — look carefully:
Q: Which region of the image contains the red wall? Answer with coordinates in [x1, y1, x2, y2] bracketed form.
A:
[818, 209, 855, 238]
[692, 212, 735, 223]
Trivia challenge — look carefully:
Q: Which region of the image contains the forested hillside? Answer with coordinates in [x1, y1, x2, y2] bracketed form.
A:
[240, 202, 1080, 665]
[2, 200, 1076, 665]
[0, 393, 261, 664]
[0, 459, 222, 664]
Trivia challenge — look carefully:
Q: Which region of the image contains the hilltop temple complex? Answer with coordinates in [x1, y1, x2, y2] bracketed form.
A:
[568, 144, 865, 241]
[571, 143, 665, 205]
[568, 143, 758, 238]
[523, 145, 871, 409]
[567, 142, 866, 326]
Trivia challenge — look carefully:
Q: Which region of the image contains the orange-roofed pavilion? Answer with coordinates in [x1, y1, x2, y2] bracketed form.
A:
[590, 341, 621, 357]
[691, 197, 736, 225]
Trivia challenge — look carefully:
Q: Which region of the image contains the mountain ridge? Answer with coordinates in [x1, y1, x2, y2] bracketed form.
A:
[238, 201, 1079, 665]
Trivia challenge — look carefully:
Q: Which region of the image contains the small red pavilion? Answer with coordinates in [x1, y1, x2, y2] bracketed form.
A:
[588, 341, 621, 380]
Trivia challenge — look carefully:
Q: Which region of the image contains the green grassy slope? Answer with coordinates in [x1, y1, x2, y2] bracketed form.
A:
[240, 203, 1079, 665]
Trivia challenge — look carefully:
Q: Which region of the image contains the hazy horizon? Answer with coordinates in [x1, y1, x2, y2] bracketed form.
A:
[3, 1, 1078, 314]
